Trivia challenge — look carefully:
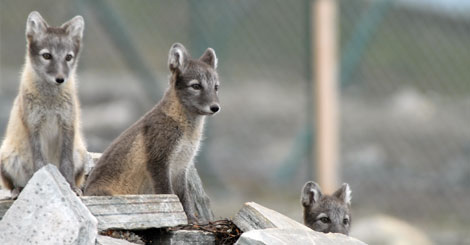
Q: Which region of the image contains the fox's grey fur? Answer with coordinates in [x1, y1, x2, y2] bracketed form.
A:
[84, 43, 220, 223]
[0, 11, 88, 198]
[301, 181, 352, 235]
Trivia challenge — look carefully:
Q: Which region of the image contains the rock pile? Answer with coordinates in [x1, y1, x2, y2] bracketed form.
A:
[0, 165, 366, 244]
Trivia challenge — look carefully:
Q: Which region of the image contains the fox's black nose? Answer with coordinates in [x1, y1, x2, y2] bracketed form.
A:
[210, 105, 220, 113]
[55, 78, 65, 84]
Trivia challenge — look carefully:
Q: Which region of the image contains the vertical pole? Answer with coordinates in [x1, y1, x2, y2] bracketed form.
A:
[312, 0, 339, 193]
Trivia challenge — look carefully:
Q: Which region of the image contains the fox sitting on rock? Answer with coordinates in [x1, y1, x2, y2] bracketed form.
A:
[84, 43, 220, 223]
[0, 11, 89, 198]
[301, 181, 352, 235]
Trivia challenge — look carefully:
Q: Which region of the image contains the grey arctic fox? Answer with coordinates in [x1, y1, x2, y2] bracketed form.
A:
[84, 43, 220, 223]
[301, 181, 352, 235]
[0, 11, 88, 198]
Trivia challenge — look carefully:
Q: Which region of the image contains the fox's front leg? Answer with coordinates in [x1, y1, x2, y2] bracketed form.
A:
[24, 99, 46, 172]
[149, 162, 173, 194]
[173, 169, 198, 224]
[30, 130, 46, 172]
[59, 122, 81, 195]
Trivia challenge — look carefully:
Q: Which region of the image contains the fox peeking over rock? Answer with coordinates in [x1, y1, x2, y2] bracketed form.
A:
[301, 181, 352, 235]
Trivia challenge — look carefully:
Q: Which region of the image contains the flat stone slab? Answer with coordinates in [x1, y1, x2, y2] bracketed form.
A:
[236, 228, 367, 245]
[0, 194, 189, 231]
[96, 235, 140, 245]
[0, 164, 98, 245]
[81, 194, 188, 231]
[233, 202, 310, 232]
[152, 230, 215, 245]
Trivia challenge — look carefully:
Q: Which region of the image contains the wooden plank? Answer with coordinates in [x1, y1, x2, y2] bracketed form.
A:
[81, 195, 188, 231]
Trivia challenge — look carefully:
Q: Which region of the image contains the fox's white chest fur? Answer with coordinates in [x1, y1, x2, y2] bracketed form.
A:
[168, 119, 204, 181]
[169, 137, 200, 176]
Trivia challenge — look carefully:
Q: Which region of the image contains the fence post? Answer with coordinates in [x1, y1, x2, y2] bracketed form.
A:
[312, 0, 340, 193]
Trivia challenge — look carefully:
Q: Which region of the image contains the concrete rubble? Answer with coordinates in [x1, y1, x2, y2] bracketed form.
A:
[0, 167, 367, 244]
[236, 228, 367, 245]
[233, 202, 310, 232]
[0, 164, 98, 245]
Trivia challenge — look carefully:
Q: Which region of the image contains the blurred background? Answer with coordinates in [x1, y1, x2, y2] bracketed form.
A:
[1, 0, 469, 244]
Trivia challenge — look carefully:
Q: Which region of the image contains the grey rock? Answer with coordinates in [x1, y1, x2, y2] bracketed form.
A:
[0, 189, 13, 220]
[0, 200, 13, 220]
[0, 164, 98, 245]
[96, 235, 140, 245]
[81, 194, 188, 231]
[235, 228, 367, 245]
[233, 202, 310, 232]
[152, 230, 215, 245]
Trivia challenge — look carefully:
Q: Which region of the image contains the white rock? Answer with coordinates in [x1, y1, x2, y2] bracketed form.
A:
[233, 202, 310, 232]
[0, 164, 98, 245]
[235, 228, 366, 245]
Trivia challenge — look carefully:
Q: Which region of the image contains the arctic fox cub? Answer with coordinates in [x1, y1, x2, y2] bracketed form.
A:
[0, 11, 89, 198]
[84, 43, 220, 223]
[301, 181, 352, 235]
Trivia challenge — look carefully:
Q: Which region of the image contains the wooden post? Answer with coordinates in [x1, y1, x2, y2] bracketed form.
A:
[312, 0, 339, 193]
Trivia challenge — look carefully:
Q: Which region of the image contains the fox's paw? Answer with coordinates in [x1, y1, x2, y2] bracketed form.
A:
[72, 186, 83, 196]
[10, 187, 23, 200]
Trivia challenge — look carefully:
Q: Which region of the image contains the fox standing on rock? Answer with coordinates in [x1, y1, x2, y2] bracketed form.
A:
[84, 43, 220, 223]
[0, 11, 89, 198]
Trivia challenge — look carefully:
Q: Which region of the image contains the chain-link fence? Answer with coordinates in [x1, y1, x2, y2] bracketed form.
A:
[1, 0, 469, 244]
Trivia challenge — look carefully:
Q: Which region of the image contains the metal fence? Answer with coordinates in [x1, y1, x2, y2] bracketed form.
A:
[1, 0, 469, 244]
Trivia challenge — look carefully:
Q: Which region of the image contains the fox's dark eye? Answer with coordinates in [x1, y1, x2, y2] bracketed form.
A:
[215, 84, 219, 91]
[319, 217, 330, 223]
[343, 218, 349, 225]
[65, 54, 73, 61]
[191, 84, 202, 90]
[42, 53, 52, 60]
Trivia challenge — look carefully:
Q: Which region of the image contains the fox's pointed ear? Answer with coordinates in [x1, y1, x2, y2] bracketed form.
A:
[301, 181, 322, 207]
[168, 43, 189, 73]
[61, 15, 84, 41]
[26, 11, 48, 39]
[333, 183, 352, 205]
[199, 48, 217, 69]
